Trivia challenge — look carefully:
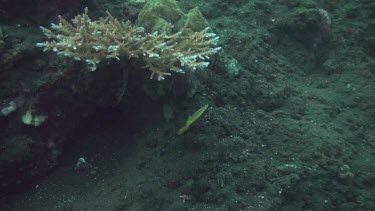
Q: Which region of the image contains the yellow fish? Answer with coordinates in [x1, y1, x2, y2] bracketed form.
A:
[178, 104, 209, 135]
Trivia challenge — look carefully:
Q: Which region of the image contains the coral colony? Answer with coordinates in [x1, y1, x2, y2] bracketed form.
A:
[36, 8, 221, 80]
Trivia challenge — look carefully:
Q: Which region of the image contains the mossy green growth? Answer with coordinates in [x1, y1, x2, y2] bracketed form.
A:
[178, 104, 209, 135]
[136, 0, 210, 33]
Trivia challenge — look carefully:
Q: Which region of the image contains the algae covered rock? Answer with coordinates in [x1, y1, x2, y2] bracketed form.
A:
[136, 0, 210, 32]
[184, 7, 210, 32]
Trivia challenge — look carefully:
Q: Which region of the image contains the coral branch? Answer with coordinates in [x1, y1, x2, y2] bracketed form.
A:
[36, 8, 221, 80]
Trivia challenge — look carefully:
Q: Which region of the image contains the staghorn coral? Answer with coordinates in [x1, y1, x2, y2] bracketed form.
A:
[36, 8, 221, 80]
